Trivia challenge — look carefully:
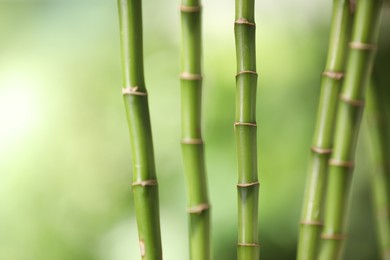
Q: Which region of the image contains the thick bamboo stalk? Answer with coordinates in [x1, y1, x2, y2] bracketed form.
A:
[117, 1, 163, 259]
[366, 82, 390, 260]
[234, 0, 259, 259]
[318, 0, 383, 259]
[180, 0, 211, 259]
[297, 1, 353, 259]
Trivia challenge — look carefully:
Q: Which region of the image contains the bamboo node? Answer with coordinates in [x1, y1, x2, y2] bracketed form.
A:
[237, 181, 259, 188]
[187, 203, 210, 214]
[349, 42, 377, 51]
[180, 5, 201, 13]
[181, 138, 203, 145]
[234, 122, 257, 127]
[300, 220, 324, 226]
[180, 72, 202, 81]
[349, 0, 356, 13]
[236, 70, 258, 77]
[321, 233, 346, 240]
[329, 159, 354, 168]
[384, 249, 390, 259]
[139, 240, 145, 257]
[122, 86, 147, 96]
[311, 146, 332, 155]
[339, 94, 365, 107]
[132, 180, 158, 187]
[322, 71, 344, 80]
[235, 18, 256, 27]
[377, 206, 390, 218]
[238, 243, 260, 247]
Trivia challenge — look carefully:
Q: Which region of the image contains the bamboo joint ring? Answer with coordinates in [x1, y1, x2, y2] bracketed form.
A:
[180, 72, 202, 81]
[340, 94, 365, 107]
[180, 5, 202, 13]
[180, 5, 201, 13]
[122, 86, 147, 96]
[322, 71, 344, 80]
[329, 159, 354, 168]
[187, 203, 210, 214]
[238, 243, 260, 247]
[300, 220, 324, 226]
[237, 181, 259, 188]
[321, 233, 346, 240]
[311, 146, 333, 155]
[236, 70, 258, 77]
[181, 138, 203, 145]
[234, 122, 257, 127]
[349, 42, 377, 51]
[132, 180, 158, 187]
[235, 18, 256, 27]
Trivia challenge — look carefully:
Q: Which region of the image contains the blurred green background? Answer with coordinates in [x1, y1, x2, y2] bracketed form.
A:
[0, 0, 389, 259]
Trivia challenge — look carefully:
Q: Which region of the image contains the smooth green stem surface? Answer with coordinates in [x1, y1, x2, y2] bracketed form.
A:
[297, 1, 353, 259]
[117, 1, 162, 259]
[234, 0, 259, 259]
[180, 0, 210, 259]
[319, 0, 383, 259]
[366, 83, 390, 260]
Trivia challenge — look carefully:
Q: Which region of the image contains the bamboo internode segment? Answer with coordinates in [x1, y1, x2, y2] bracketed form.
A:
[235, 18, 256, 27]
[329, 159, 354, 168]
[321, 234, 346, 240]
[236, 70, 258, 77]
[238, 243, 260, 247]
[187, 203, 210, 214]
[339, 94, 365, 107]
[322, 71, 345, 80]
[349, 41, 377, 50]
[237, 181, 259, 187]
[122, 86, 148, 96]
[181, 138, 204, 144]
[234, 122, 257, 127]
[311, 146, 333, 154]
[180, 5, 201, 13]
[132, 180, 159, 187]
[300, 220, 324, 226]
[180, 72, 202, 81]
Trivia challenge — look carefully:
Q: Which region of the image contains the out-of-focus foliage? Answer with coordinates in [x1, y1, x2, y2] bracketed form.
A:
[0, 1, 388, 259]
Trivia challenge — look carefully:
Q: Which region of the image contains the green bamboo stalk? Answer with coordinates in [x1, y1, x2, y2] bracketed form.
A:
[366, 82, 390, 260]
[234, 0, 259, 259]
[297, 1, 353, 259]
[180, 1, 210, 260]
[117, 1, 162, 259]
[318, 0, 383, 259]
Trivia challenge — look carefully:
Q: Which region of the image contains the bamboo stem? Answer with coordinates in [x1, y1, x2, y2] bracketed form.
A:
[117, 1, 163, 259]
[180, 0, 210, 259]
[366, 81, 390, 260]
[297, 1, 353, 259]
[318, 0, 383, 259]
[234, 0, 259, 259]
